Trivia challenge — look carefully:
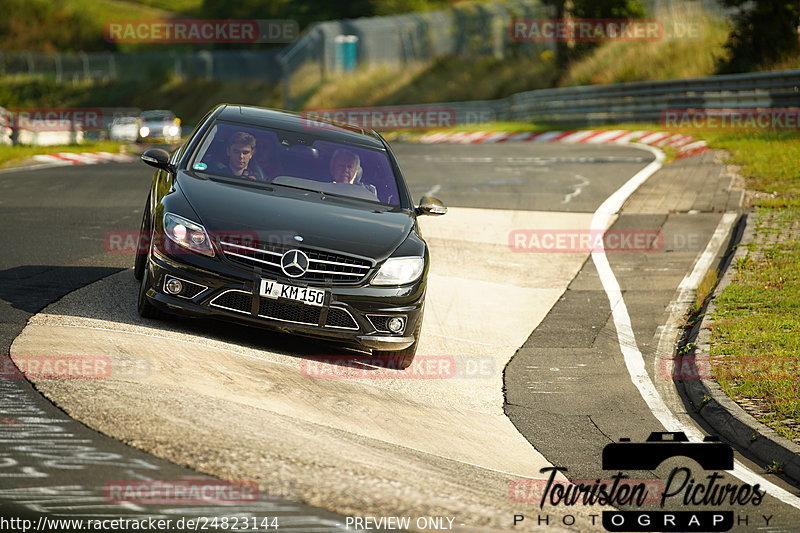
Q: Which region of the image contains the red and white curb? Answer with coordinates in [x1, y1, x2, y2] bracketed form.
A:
[419, 130, 709, 158]
[31, 152, 137, 165]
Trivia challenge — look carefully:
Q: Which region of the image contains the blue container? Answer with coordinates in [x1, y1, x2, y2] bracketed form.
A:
[334, 35, 358, 72]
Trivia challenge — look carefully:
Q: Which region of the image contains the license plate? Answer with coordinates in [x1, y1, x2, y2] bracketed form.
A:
[260, 279, 326, 307]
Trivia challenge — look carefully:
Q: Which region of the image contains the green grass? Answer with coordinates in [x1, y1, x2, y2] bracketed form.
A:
[698, 132, 800, 207]
[300, 51, 560, 110]
[560, 15, 731, 86]
[0, 0, 171, 52]
[708, 171, 800, 442]
[0, 141, 128, 167]
[63, 0, 171, 20]
[121, 0, 202, 14]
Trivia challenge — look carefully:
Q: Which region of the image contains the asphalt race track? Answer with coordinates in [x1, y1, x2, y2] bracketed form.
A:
[2, 141, 799, 532]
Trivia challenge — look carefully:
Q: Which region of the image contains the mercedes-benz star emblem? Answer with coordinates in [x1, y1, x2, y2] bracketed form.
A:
[280, 249, 309, 278]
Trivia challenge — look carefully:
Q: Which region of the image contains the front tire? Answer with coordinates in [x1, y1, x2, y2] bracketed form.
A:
[133, 195, 150, 281]
[137, 262, 165, 320]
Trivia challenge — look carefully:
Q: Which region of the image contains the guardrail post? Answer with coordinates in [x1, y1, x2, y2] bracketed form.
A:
[80, 51, 89, 81]
[55, 53, 63, 83]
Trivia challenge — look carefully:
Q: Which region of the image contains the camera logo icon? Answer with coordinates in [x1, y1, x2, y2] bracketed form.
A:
[603, 432, 734, 471]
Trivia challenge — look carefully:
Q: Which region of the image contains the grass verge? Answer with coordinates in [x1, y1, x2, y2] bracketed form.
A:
[700, 131, 800, 442]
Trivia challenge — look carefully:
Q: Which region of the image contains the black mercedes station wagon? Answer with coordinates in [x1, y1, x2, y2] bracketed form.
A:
[135, 104, 446, 368]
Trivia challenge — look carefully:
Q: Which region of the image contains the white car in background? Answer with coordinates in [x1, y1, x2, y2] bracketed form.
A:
[136, 110, 182, 144]
[108, 116, 139, 142]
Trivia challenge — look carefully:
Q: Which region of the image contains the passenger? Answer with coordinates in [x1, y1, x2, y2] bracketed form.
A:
[329, 149, 361, 184]
[330, 149, 377, 196]
[214, 132, 265, 181]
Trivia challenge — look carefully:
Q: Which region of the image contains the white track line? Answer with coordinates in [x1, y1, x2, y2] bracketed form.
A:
[590, 143, 800, 510]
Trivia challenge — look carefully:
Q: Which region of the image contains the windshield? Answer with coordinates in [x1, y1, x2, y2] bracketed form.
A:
[141, 111, 174, 121]
[190, 121, 402, 206]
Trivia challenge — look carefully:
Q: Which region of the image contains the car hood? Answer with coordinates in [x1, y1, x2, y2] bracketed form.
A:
[176, 172, 414, 260]
[141, 120, 174, 128]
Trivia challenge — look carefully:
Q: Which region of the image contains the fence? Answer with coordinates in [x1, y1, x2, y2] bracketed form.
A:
[0, 49, 283, 83]
[277, 0, 556, 108]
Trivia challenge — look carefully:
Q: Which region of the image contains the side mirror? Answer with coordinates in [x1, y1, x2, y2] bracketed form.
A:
[141, 148, 172, 171]
[416, 195, 447, 216]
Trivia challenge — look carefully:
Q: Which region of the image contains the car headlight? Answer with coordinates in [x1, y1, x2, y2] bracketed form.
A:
[371, 257, 424, 285]
[139, 126, 150, 138]
[163, 213, 214, 257]
[167, 125, 179, 137]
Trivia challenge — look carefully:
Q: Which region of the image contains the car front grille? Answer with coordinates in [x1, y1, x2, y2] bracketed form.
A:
[218, 240, 372, 285]
[210, 290, 251, 312]
[259, 298, 320, 325]
[209, 289, 359, 330]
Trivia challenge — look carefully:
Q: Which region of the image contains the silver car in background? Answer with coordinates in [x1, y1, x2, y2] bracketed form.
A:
[136, 110, 182, 143]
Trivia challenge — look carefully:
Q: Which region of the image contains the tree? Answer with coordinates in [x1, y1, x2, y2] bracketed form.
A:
[555, 0, 647, 65]
[718, 0, 800, 73]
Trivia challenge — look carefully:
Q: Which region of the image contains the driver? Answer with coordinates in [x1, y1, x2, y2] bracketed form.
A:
[215, 132, 265, 181]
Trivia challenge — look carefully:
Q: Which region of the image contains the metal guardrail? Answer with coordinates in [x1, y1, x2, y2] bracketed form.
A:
[353, 69, 800, 127]
[504, 69, 800, 125]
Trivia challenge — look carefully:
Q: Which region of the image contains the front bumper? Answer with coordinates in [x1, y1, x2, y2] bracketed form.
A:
[143, 249, 424, 351]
